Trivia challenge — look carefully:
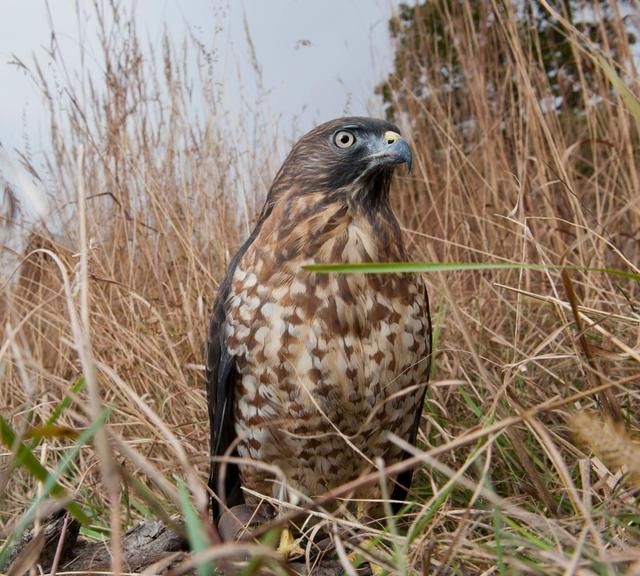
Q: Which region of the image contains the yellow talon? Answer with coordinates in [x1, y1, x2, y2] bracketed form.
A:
[277, 527, 305, 559]
[348, 537, 386, 575]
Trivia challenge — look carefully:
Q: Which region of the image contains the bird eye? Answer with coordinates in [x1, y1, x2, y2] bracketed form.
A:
[334, 130, 355, 149]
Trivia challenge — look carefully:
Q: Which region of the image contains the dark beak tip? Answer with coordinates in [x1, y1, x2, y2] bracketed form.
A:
[397, 139, 412, 174]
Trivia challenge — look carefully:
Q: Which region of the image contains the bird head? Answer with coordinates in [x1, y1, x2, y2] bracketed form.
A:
[269, 117, 412, 212]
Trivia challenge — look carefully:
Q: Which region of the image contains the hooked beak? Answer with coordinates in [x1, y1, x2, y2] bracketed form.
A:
[366, 130, 413, 173]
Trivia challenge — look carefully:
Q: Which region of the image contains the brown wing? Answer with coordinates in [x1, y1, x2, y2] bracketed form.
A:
[206, 284, 240, 524]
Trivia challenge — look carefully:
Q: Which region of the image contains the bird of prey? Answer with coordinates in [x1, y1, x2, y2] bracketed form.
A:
[207, 117, 432, 539]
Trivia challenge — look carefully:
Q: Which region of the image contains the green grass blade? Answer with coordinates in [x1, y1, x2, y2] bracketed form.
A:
[237, 529, 280, 576]
[177, 478, 219, 576]
[0, 408, 108, 567]
[305, 261, 554, 274]
[46, 377, 86, 427]
[0, 416, 91, 524]
[304, 261, 640, 282]
[502, 516, 553, 551]
[493, 505, 505, 576]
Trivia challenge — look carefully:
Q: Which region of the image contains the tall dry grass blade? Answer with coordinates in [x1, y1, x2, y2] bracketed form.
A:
[561, 269, 623, 422]
[75, 145, 122, 574]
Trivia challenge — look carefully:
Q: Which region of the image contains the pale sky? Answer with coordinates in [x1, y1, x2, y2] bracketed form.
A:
[0, 0, 404, 156]
[0, 0, 409, 260]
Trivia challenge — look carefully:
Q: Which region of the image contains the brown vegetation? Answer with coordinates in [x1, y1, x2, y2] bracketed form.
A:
[2, 1, 640, 574]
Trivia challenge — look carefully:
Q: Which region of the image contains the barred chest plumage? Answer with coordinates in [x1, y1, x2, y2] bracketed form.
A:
[224, 204, 430, 502]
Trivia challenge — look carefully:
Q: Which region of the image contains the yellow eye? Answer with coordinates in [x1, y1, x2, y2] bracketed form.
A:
[334, 130, 355, 148]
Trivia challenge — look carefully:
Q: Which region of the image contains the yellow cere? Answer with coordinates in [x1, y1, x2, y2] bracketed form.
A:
[384, 131, 401, 144]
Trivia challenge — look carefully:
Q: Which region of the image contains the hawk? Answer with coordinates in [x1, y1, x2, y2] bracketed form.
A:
[207, 117, 432, 536]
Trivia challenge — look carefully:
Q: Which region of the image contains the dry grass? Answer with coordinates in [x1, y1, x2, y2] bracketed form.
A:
[2, 1, 640, 574]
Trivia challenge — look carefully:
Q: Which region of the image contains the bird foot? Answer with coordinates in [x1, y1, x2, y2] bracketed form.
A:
[277, 527, 305, 559]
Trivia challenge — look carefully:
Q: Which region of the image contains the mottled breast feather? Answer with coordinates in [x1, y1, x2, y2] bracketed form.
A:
[207, 116, 432, 523]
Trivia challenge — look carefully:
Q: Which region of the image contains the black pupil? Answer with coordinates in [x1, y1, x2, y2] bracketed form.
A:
[341, 134, 350, 144]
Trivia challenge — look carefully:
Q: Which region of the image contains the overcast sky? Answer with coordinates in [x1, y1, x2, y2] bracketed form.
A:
[0, 0, 404, 156]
